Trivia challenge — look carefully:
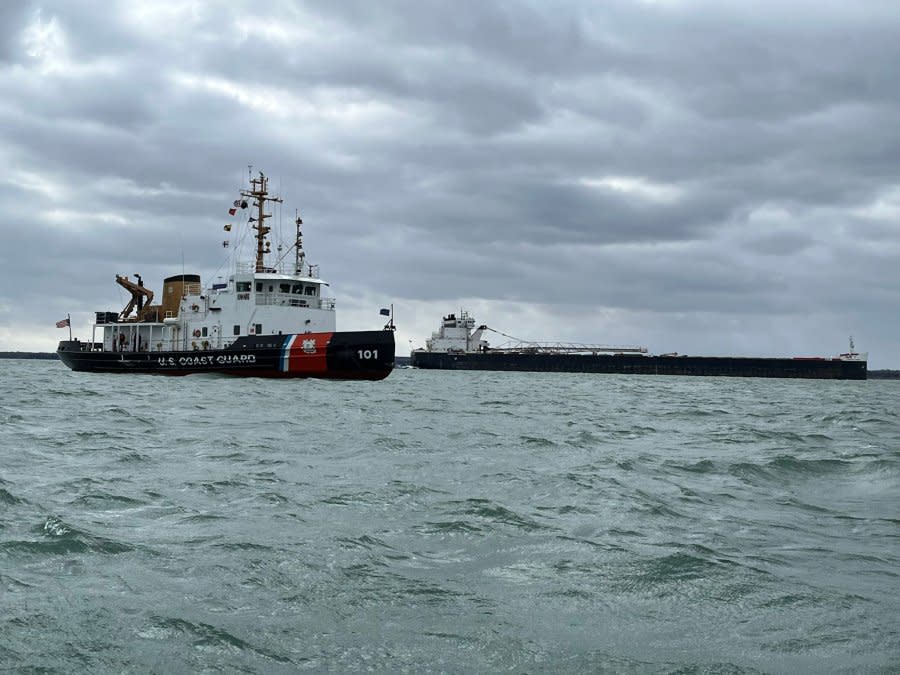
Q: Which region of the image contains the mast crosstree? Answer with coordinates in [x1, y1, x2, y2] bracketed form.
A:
[240, 172, 282, 273]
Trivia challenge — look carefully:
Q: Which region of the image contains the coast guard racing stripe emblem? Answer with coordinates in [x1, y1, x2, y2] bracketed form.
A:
[280, 333, 331, 374]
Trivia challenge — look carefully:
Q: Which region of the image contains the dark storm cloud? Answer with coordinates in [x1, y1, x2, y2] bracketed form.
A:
[2, 1, 900, 364]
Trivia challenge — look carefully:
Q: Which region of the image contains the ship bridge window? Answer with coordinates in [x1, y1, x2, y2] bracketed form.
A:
[305, 286, 316, 296]
[279, 283, 291, 293]
[236, 282, 251, 293]
[291, 284, 303, 294]
[256, 282, 262, 292]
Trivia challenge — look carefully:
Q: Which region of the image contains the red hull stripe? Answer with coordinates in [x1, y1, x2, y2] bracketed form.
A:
[281, 332, 332, 374]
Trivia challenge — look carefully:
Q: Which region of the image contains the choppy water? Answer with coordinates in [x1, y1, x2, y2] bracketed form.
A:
[1, 360, 898, 673]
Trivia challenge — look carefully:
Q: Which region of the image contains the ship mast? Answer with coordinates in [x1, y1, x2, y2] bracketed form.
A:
[240, 172, 283, 273]
[295, 210, 305, 275]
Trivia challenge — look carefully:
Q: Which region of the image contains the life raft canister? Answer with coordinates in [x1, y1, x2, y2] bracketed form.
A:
[193, 329, 201, 338]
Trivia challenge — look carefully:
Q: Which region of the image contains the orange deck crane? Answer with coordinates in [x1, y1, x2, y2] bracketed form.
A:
[116, 273, 155, 321]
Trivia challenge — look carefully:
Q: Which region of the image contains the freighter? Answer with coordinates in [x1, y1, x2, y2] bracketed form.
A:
[57, 171, 395, 379]
[410, 312, 867, 380]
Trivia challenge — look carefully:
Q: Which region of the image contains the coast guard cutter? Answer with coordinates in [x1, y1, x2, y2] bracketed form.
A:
[57, 172, 395, 379]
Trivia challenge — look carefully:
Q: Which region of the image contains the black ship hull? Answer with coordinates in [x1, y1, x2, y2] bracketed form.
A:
[57, 330, 395, 380]
[410, 351, 866, 380]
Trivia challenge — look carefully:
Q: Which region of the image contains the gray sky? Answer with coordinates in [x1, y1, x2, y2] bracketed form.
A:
[2, 1, 899, 366]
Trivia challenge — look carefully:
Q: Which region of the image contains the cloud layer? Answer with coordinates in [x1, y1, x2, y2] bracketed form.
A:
[2, 1, 899, 366]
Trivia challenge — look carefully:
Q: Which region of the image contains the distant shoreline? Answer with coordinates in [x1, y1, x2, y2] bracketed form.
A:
[2, 351, 898, 378]
[0, 352, 58, 360]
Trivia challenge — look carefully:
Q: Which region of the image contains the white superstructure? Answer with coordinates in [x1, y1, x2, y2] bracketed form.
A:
[90, 172, 337, 353]
[839, 336, 868, 362]
[422, 311, 489, 353]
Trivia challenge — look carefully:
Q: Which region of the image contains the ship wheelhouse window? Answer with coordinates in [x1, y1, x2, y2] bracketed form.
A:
[305, 286, 316, 296]
[279, 283, 291, 293]
[236, 282, 251, 293]
[291, 284, 303, 294]
[256, 282, 262, 292]
[233, 325, 240, 336]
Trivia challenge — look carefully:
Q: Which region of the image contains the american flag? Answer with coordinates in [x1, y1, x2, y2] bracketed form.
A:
[56, 317, 70, 328]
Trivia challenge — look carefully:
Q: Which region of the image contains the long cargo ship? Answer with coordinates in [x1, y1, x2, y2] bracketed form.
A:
[410, 312, 867, 380]
[56, 171, 395, 379]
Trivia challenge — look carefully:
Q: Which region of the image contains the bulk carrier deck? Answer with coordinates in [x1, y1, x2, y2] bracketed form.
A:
[410, 312, 867, 380]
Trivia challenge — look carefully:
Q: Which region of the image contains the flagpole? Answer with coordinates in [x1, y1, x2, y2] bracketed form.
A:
[67, 313, 72, 341]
